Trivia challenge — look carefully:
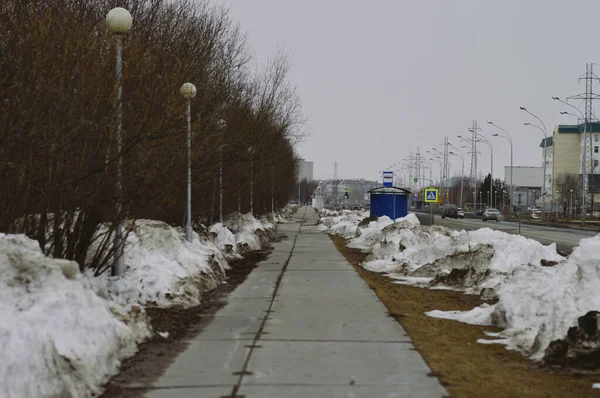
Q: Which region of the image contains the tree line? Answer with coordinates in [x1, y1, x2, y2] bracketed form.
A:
[0, 0, 305, 273]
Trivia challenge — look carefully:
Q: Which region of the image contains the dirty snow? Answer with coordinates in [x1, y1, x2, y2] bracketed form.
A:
[0, 234, 151, 398]
[1, 207, 287, 397]
[85, 220, 229, 309]
[432, 234, 600, 360]
[319, 209, 600, 361]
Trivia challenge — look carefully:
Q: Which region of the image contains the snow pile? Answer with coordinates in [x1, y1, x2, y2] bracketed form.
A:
[223, 213, 277, 252]
[355, 224, 562, 295]
[428, 234, 600, 360]
[210, 222, 239, 255]
[321, 211, 561, 296]
[319, 210, 369, 239]
[86, 220, 229, 309]
[349, 214, 420, 252]
[319, 208, 342, 217]
[0, 234, 151, 398]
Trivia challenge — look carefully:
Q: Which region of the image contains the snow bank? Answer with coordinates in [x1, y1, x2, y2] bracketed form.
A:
[0, 234, 151, 398]
[86, 220, 229, 309]
[319, 210, 369, 239]
[354, 223, 562, 295]
[429, 235, 600, 360]
[319, 210, 600, 361]
[223, 213, 278, 252]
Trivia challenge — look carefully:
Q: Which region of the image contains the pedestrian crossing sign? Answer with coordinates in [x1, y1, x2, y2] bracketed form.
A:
[424, 188, 438, 203]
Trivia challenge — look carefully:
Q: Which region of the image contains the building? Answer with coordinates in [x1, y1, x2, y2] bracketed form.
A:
[297, 158, 314, 181]
[504, 166, 542, 210]
[319, 179, 378, 206]
[550, 122, 600, 211]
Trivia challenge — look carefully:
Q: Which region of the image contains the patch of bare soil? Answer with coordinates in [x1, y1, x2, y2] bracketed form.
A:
[330, 234, 600, 398]
[100, 249, 271, 398]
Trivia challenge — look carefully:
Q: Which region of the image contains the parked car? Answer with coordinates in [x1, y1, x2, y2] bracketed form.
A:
[441, 204, 458, 219]
[457, 208, 465, 218]
[482, 208, 501, 222]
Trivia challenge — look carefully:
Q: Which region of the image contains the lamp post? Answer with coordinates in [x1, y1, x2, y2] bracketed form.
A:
[106, 7, 132, 277]
[248, 146, 254, 215]
[180, 83, 196, 242]
[216, 119, 226, 223]
[479, 191, 482, 210]
[570, 189, 574, 218]
[488, 121, 514, 214]
[521, 106, 549, 215]
[473, 191, 476, 211]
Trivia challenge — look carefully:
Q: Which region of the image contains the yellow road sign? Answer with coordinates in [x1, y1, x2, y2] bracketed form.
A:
[424, 188, 438, 203]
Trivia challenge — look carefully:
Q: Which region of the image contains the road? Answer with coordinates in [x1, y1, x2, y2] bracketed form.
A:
[416, 213, 598, 253]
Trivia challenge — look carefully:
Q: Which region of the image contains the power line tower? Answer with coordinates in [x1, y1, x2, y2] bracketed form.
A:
[467, 120, 481, 208]
[568, 63, 600, 221]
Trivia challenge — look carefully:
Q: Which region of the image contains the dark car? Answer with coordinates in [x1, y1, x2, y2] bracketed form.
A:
[441, 204, 458, 219]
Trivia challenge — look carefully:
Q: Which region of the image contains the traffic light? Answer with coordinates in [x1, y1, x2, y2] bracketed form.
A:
[344, 192, 349, 199]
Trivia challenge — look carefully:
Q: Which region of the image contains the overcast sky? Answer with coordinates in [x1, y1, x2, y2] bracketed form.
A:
[216, 0, 600, 183]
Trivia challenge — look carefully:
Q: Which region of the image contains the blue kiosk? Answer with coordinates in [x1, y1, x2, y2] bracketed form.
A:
[369, 186, 411, 220]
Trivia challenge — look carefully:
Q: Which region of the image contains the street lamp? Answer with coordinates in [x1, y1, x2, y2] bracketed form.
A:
[216, 119, 226, 223]
[570, 188, 574, 218]
[180, 82, 197, 243]
[521, 106, 549, 215]
[248, 146, 254, 215]
[106, 7, 133, 276]
[479, 191, 482, 210]
[488, 121, 514, 214]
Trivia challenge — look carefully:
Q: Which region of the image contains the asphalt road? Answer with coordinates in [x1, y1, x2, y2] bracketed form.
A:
[415, 213, 598, 254]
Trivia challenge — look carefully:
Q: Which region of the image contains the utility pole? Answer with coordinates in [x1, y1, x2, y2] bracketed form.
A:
[442, 137, 449, 204]
[468, 120, 480, 210]
[568, 63, 600, 224]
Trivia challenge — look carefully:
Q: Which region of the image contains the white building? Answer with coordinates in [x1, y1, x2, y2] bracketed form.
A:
[504, 166, 542, 210]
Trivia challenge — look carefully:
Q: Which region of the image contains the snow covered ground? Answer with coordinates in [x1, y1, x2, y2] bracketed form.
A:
[320, 209, 600, 364]
[0, 234, 151, 398]
[2, 210, 286, 397]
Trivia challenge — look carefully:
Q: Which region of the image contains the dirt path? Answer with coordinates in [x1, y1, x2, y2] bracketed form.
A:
[100, 249, 271, 398]
[330, 235, 600, 398]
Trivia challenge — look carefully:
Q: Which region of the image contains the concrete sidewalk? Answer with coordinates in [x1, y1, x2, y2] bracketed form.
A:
[143, 207, 447, 398]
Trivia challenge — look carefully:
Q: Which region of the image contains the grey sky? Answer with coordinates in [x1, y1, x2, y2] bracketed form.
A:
[218, 0, 600, 183]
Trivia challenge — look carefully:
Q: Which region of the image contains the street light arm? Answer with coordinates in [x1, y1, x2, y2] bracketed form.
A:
[524, 122, 547, 138]
[520, 107, 548, 136]
[487, 121, 514, 146]
[553, 97, 585, 119]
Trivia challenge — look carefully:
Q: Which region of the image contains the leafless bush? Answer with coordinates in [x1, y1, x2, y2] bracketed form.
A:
[0, 0, 304, 272]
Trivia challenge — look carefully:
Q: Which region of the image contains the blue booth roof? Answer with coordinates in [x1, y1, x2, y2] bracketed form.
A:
[369, 186, 412, 195]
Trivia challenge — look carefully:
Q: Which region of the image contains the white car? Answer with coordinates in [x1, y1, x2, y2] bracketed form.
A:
[457, 208, 465, 218]
[482, 208, 501, 222]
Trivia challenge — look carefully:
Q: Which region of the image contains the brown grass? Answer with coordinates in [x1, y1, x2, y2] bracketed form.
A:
[330, 234, 600, 398]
